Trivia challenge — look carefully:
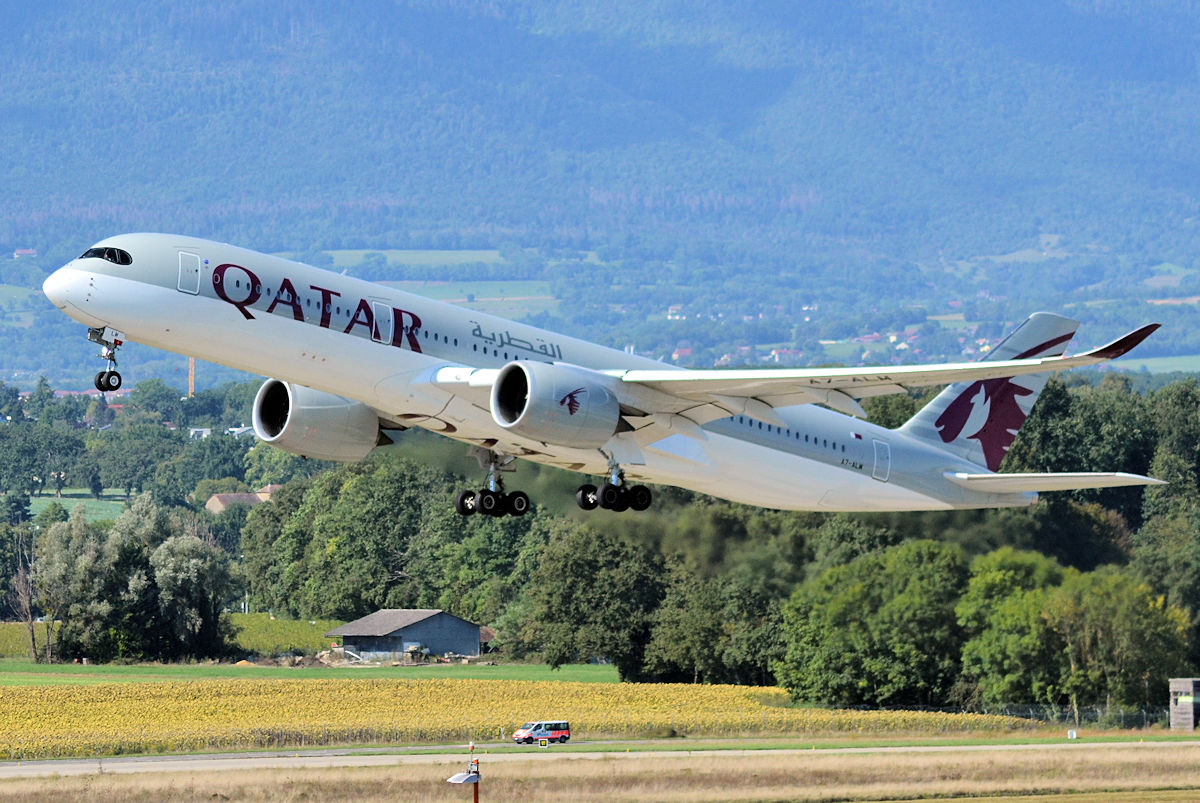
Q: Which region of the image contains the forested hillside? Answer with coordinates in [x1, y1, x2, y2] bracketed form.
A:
[4, 1, 1200, 387]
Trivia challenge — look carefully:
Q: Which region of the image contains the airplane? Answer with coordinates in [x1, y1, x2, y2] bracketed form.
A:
[42, 233, 1163, 517]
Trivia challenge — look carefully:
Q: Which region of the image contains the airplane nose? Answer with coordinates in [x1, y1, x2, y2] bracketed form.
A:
[42, 267, 75, 309]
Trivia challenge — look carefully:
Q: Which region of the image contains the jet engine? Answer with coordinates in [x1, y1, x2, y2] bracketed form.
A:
[252, 379, 382, 462]
[490, 361, 621, 448]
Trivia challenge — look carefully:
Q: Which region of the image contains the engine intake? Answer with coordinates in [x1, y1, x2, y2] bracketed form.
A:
[252, 379, 381, 462]
[491, 361, 621, 449]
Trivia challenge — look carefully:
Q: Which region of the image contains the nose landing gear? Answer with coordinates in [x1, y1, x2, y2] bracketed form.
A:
[88, 326, 125, 391]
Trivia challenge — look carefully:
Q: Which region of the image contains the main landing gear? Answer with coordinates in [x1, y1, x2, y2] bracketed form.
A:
[88, 326, 124, 392]
[575, 461, 652, 513]
[455, 449, 531, 518]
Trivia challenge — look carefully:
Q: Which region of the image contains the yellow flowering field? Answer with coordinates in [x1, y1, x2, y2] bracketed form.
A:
[0, 678, 1028, 759]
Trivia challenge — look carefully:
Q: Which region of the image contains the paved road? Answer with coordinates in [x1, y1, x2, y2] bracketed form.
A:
[3, 740, 1200, 780]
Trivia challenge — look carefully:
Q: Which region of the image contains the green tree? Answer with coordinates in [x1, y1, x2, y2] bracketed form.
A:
[149, 534, 237, 659]
[22, 377, 55, 421]
[130, 379, 185, 425]
[241, 479, 312, 613]
[0, 422, 38, 495]
[807, 514, 900, 576]
[91, 424, 185, 498]
[956, 547, 1064, 638]
[31, 421, 84, 497]
[34, 496, 236, 662]
[524, 519, 665, 681]
[1047, 567, 1189, 712]
[960, 585, 1067, 707]
[243, 441, 330, 487]
[644, 561, 728, 683]
[775, 540, 968, 706]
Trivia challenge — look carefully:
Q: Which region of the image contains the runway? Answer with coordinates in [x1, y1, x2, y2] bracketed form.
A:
[3, 739, 1199, 780]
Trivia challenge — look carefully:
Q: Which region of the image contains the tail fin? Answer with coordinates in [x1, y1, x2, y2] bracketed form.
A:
[899, 312, 1079, 471]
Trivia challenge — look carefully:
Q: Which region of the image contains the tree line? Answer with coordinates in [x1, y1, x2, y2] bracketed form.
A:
[2, 371, 1200, 711]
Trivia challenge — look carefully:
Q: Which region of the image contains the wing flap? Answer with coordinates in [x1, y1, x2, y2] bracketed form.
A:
[944, 471, 1165, 493]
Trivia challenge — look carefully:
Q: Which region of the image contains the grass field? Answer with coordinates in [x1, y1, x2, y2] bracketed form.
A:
[1118, 355, 1200, 373]
[323, 249, 505, 268]
[376, 279, 559, 317]
[0, 284, 36, 304]
[28, 489, 129, 522]
[5, 744, 1200, 801]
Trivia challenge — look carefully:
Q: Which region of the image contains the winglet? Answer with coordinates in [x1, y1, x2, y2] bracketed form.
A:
[1084, 323, 1160, 360]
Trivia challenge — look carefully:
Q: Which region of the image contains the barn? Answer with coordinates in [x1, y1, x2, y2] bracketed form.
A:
[325, 609, 481, 660]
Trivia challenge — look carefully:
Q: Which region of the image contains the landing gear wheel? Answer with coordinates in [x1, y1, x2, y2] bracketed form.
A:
[455, 490, 478, 516]
[507, 491, 530, 517]
[95, 370, 121, 391]
[628, 485, 652, 512]
[598, 484, 624, 510]
[476, 489, 505, 517]
[576, 484, 599, 511]
[610, 487, 630, 512]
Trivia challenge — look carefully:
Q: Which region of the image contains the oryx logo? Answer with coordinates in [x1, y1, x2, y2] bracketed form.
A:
[934, 333, 1072, 471]
[559, 387, 586, 415]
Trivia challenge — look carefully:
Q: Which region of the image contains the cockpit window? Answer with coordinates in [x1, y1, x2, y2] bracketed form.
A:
[80, 247, 133, 265]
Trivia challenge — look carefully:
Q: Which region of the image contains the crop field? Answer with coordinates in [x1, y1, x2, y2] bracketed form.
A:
[0, 676, 1030, 760]
[229, 613, 345, 656]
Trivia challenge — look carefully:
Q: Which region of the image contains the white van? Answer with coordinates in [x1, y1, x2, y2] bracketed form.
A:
[512, 720, 570, 744]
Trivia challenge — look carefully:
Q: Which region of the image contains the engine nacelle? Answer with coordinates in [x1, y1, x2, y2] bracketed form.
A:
[252, 379, 381, 462]
[491, 361, 621, 448]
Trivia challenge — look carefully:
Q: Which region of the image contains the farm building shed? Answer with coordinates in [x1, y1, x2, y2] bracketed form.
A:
[325, 609, 480, 659]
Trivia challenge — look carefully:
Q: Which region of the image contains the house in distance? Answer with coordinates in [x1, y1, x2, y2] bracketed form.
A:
[325, 609, 481, 661]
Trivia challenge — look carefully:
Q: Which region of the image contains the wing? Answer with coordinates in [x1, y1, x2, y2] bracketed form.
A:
[610, 323, 1159, 422]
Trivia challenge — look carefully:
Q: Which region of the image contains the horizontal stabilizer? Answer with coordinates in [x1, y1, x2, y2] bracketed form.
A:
[944, 471, 1165, 493]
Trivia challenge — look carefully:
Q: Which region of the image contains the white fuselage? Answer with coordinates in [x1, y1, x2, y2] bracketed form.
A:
[43, 233, 1036, 512]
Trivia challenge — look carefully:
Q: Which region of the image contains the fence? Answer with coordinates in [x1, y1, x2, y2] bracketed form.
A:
[875, 705, 1169, 729]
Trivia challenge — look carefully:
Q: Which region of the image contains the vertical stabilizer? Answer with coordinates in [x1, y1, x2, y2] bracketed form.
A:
[899, 312, 1079, 471]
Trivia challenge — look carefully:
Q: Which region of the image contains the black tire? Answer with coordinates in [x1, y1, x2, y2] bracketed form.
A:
[480, 490, 509, 517]
[598, 484, 623, 509]
[103, 371, 122, 391]
[476, 490, 498, 515]
[560, 735, 569, 743]
[628, 485, 652, 512]
[94, 372, 107, 392]
[455, 490, 477, 516]
[507, 491, 530, 516]
[611, 487, 630, 512]
[575, 484, 598, 510]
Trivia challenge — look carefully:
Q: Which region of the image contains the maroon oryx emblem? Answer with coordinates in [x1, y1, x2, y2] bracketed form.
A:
[559, 387, 586, 415]
[934, 333, 1072, 471]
